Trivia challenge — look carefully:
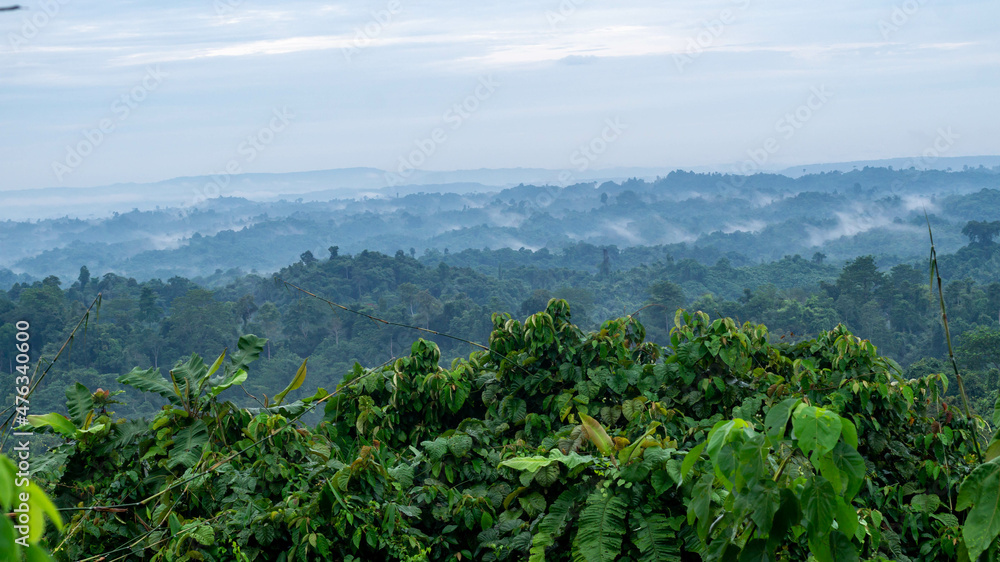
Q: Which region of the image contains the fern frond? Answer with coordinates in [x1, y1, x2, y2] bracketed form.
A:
[110, 418, 150, 450]
[630, 512, 680, 562]
[572, 490, 627, 562]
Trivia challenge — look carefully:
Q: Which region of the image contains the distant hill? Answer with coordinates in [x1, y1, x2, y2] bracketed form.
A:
[4, 166, 1000, 283]
[779, 156, 1000, 177]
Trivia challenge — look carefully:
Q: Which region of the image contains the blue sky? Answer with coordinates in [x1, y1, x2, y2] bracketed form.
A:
[1, 0, 997, 190]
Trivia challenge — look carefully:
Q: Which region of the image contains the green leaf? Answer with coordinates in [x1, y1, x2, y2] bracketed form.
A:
[737, 539, 771, 562]
[572, 490, 628, 562]
[834, 496, 858, 539]
[792, 405, 842, 462]
[118, 367, 181, 406]
[210, 368, 247, 397]
[630, 512, 680, 562]
[229, 334, 266, 373]
[801, 477, 836, 542]
[170, 354, 208, 399]
[0, 457, 14, 509]
[26, 413, 76, 437]
[828, 442, 866, 500]
[535, 463, 560, 487]
[25, 544, 56, 562]
[500, 456, 556, 473]
[705, 419, 751, 461]
[680, 442, 706, 484]
[828, 530, 859, 562]
[764, 398, 799, 441]
[190, 524, 215, 546]
[166, 419, 209, 469]
[24, 481, 64, 543]
[65, 383, 93, 428]
[960, 459, 1000, 561]
[0, 519, 17, 562]
[767, 488, 801, 552]
[273, 358, 308, 406]
[839, 416, 858, 449]
[549, 450, 597, 470]
[579, 413, 614, 457]
[200, 349, 226, 394]
[910, 493, 942, 514]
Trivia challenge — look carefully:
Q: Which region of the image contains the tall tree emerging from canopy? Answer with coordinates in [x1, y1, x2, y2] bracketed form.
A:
[961, 220, 1000, 245]
[77, 265, 91, 289]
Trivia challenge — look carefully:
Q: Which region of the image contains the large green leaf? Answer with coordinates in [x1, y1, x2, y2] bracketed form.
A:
[22, 481, 63, 543]
[64, 383, 93, 428]
[166, 419, 209, 470]
[764, 398, 800, 441]
[579, 413, 614, 457]
[680, 442, 706, 484]
[500, 456, 556, 473]
[209, 368, 248, 397]
[170, 354, 208, 400]
[0, 456, 18, 509]
[572, 490, 627, 562]
[826, 442, 866, 500]
[229, 334, 266, 373]
[792, 405, 842, 462]
[0, 517, 16, 559]
[801, 477, 836, 551]
[273, 358, 308, 406]
[26, 413, 76, 437]
[630, 512, 680, 562]
[960, 459, 1000, 561]
[118, 367, 181, 406]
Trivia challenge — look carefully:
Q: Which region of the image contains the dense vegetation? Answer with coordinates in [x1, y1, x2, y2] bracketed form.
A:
[3, 234, 1000, 426]
[3, 168, 1000, 559]
[8, 298, 1000, 560]
[3, 166, 999, 284]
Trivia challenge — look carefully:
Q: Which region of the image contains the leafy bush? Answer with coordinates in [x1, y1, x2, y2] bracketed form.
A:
[23, 301, 1000, 560]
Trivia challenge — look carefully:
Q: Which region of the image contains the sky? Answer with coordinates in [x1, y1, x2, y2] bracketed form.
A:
[1, 0, 998, 190]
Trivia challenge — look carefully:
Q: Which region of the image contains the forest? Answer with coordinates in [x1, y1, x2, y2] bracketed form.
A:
[3, 166, 1000, 285]
[2, 169, 1000, 560]
[2, 207, 1000, 559]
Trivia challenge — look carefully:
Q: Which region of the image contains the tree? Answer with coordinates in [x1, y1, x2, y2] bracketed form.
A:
[812, 252, 826, 264]
[235, 294, 258, 331]
[961, 220, 1000, 245]
[161, 289, 235, 359]
[138, 286, 162, 324]
[519, 289, 553, 317]
[78, 265, 91, 289]
[300, 250, 318, 265]
[254, 302, 283, 358]
[328, 246, 339, 259]
[958, 326, 1000, 375]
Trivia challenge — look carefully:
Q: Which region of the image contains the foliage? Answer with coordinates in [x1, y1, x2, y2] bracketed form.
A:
[18, 298, 1000, 560]
[0, 450, 62, 560]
